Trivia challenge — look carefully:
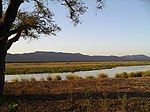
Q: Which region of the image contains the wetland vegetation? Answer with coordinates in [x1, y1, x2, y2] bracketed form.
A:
[5, 61, 150, 75]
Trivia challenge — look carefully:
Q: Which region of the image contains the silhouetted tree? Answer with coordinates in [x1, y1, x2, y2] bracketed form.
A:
[0, 0, 104, 95]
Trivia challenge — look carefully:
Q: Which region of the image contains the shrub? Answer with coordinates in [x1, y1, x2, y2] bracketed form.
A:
[8, 101, 18, 112]
[46, 75, 52, 81]
[54, 75, 61, 80]
[115, 74, 122, 78]
[11, 78, 19, 83]
[30, 77, 36, 82]
[115, 72, 128, 78]
[66, 74, 81, 80]
[85, 75, 94, 79]
[20, 77, 29, 82]
[128, 72, 135, 78]
[40, 77, 45, 81]
[128, 71, 143, 77]
[135, 71, 143, 77]
[97, 73, 108, 78]
[143, 70, 150, 77]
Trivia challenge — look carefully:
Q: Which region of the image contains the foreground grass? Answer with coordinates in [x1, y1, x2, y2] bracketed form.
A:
[1, 78, 150, 112]
[5, 61, 150, 75]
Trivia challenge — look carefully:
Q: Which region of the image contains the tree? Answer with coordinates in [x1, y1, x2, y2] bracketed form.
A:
[0, 0, 104, 95]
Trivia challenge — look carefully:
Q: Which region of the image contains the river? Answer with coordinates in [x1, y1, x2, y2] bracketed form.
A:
[5, 65, 150, 82]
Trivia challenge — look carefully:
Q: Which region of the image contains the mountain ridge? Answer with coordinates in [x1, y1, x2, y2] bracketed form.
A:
[6, 51, 150, 62]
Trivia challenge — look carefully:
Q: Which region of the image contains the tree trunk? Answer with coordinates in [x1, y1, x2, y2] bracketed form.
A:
[0, 38, 7, 96]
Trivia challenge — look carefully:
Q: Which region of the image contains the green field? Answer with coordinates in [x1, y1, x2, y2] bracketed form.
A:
[5, 61, 150, 74]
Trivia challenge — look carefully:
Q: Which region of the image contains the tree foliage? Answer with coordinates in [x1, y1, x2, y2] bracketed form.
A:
[0, 0, 104, 47]
[0, 0, 104, 95]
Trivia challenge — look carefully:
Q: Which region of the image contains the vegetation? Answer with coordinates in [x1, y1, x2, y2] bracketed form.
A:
[0, 0, 104, 95]
[143, 70, 150, 77]
[46, 75, 52, 81]
[53, 75, 62, 81]
[128, 71, 143, 77]
[20, 77, 29, 82]
[66, 74, 81, 80]
[85, 75, 95, 79]
[11, 78, 19, 83]
[97, 73, 108, 78]
[115, 70, 150, 78]
[1, 78, 150, 111]
[8, 101, 18, 112]
[4, 69, 150, 84]
[5, 61, 150, 75]
[30, 77, 36, 82]
[115, 72, 128, 78]
[40, 77, 45, 81]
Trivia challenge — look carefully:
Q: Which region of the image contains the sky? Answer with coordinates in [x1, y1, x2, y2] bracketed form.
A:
[8, 0, 150, 56]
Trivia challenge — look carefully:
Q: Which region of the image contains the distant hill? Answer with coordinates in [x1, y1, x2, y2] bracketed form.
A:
[6, 51, 150, 62]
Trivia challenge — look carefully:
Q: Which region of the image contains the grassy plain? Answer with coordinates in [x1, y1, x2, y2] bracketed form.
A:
[5, 61, 150, 74]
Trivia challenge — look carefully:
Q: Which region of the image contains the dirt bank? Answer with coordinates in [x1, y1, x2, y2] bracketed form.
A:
[1, 78, 150, 112]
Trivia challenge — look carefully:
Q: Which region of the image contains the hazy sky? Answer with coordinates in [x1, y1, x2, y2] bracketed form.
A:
[8, 0, 150, 56]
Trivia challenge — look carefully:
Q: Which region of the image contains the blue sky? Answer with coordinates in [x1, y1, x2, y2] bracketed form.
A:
[8, 0, 150, 56]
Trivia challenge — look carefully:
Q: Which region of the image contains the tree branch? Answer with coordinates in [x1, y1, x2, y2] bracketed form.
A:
[3, 0, 24, 34]
[5, 24, 30, 39]
[6, 31, 22, 51]
[0, 0, 2, 19]
[64, 0, 75, 19]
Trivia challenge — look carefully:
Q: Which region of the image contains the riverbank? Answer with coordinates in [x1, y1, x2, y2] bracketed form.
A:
[1, 78, 150, 112]
[5, 61, 150, 74]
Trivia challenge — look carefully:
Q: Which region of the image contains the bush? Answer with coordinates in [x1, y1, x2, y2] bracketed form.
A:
[40, 77, 45, 81]
[11, 78, 19, 83]
[54, 75, 62, 80]
[128, 72, 135, 78]
[46, 75, 52, 81]
[66, 74, 81, 80]
[143, 70, 150, 77]
[115, 74, 122, 78]
[30, 77, 36, 82]
[128, 71, 143, 77]
[20, 77, 29, 82]
[97, 73, 108, 78]
[85, 75, 94, 79]
[115, 72, 128, 78]
[8, 101, 18, 112]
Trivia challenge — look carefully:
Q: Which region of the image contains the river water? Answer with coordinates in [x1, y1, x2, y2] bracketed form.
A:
[5, 65, 150, 82]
